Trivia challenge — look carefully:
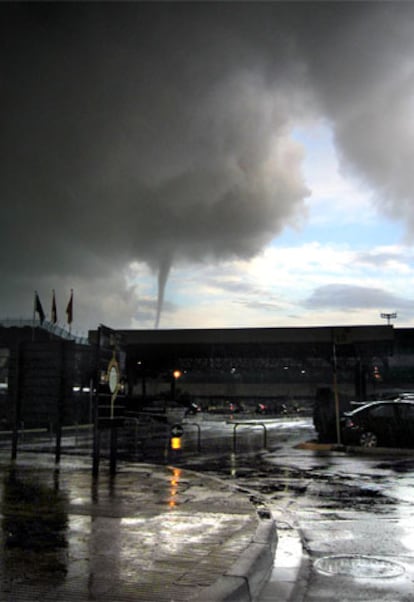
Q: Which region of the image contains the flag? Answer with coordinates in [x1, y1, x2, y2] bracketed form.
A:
[66, 289, 73, 325]
[34, 292, 45, 324]
[51, 290, 57, 324]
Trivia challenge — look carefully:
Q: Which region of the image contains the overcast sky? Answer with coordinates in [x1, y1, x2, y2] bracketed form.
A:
[1, 1, 414, 335]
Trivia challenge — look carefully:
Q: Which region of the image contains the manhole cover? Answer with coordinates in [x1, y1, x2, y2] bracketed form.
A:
[314, 555, 405, 579]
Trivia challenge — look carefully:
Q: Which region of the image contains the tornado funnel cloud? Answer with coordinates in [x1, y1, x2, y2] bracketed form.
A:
[3, 3, 414, 330]
[155, 256, 172, 329]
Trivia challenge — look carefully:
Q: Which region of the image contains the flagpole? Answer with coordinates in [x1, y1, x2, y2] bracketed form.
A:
[33, 291, 45, 337]
[66, 289, 73, 335]
[51, 289, 57, 327]
[32, 291, 36, 341]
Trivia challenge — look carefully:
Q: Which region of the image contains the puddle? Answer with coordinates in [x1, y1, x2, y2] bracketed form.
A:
[314, 555, 405, 578]
[376, 460, 414, 474]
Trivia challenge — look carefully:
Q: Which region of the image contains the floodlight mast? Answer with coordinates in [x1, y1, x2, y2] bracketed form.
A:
[380, 312, 397, 325]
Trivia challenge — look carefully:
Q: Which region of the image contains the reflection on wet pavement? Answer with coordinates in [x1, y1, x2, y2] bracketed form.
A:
[1, 469, 68, 588]
[0, 456, 259, 601]
[180, 418, 414, 601]
[186, 446, 414, 519]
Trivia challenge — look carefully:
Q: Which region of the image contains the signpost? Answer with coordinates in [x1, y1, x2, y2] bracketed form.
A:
[332, 339, 341, 445]
[92, 325, 125, 477]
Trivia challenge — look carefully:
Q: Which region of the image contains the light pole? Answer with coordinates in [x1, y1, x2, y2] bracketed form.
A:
[171, 369, 182, 401]
[380, 312, 397, 325]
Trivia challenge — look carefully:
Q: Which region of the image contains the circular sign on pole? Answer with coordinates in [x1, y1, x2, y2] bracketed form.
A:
[107, 354, 120, 420]
[171, 424, 184, 437]
[107, 355, 120, 394]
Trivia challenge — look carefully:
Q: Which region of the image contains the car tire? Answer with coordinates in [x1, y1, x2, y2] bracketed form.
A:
[359, 431, 378, 447]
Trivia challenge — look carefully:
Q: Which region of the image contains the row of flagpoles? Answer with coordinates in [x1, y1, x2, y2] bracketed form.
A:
[34, 290, 74, 329]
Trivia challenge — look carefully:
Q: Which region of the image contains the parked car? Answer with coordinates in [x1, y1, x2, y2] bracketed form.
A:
[350, 393, 414, 409]
[396, 392, 414, 401]
[341, 400, 414, 448]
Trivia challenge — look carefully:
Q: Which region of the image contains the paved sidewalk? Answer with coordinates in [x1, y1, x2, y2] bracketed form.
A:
[0, 453, 276, 601]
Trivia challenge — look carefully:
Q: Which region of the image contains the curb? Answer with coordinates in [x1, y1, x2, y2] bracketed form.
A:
[344, 444, 414, 456]
[192, 515, 278, 602]
[296, 440, 414, 455]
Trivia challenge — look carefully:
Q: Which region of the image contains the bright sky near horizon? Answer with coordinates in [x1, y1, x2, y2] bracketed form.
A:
[1, 2, 414, 335]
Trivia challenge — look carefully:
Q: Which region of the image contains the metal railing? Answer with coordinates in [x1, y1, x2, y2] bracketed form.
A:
[229, 421, 268, 452]
[0, 318, 89, 345]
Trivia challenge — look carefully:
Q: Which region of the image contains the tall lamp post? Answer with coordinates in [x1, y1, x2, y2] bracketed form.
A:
[380, 312, 397, 325]
[171, 369, 182, 401]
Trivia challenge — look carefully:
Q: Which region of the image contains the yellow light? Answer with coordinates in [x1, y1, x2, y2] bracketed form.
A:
[173, 370, 182, 379]
[171, 437, 182, 450]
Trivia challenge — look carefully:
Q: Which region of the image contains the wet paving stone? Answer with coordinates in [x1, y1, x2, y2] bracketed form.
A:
[0, 455, 261, 601]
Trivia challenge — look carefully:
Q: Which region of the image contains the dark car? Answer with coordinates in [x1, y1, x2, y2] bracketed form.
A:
[341, 400, 414, 448]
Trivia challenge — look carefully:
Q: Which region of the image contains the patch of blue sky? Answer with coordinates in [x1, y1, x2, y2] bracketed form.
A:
[285, 121, 405, 249]
[166, 266, 207, 306]
[274, 215, 403, 249]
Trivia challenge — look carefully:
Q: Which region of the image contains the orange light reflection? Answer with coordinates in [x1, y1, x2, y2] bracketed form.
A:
[168, 468, 182, 508]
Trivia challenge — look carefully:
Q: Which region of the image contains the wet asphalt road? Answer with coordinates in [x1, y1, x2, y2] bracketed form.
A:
[179, 417, 414, 601]
[4, 415, 414, 600]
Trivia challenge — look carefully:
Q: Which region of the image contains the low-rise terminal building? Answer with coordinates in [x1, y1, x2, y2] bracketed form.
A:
[2, 320, 414, 427]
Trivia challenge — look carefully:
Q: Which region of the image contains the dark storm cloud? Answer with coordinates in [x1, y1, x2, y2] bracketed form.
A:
[292, 2, 414, 232]
[1, 2, 414, 328]
[0, 1, 308, 276]
[304, 284, 412, 313]
[0, 2, 309, 326]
